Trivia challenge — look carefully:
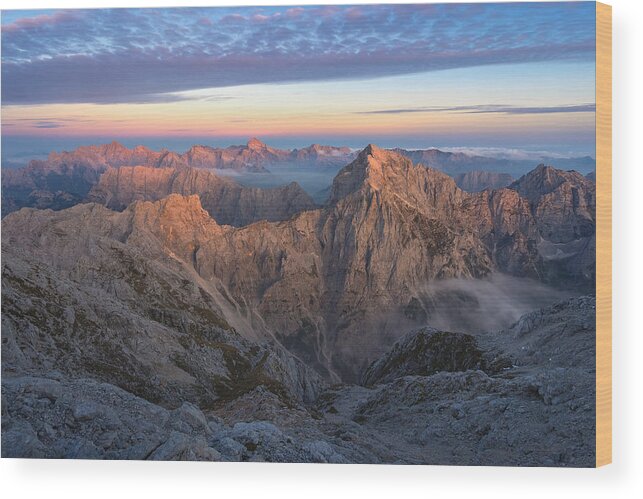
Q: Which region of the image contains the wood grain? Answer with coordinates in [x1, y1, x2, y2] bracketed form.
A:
[596, 1, 612, 468]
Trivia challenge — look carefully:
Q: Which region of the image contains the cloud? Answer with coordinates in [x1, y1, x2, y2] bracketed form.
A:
[356, 104, 596, 115]
[434, 146, 592, 161]
[1, 4, 596, 105]
[457, 104, 596, 114]
[3, 116, 101, 129]
[1, 10, 81, 33]
[32, 121, 64, 128]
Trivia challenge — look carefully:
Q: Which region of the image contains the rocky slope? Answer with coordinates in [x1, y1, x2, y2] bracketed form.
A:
[2, 296, 596, 465]
[362, 328, 492, 386]
[1, 145, 595, 382]
[87, 165, 316, 226]
[1, 224, 323, 409]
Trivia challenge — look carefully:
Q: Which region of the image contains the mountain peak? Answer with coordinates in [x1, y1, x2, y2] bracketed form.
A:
[247, 137, 266, 150]
[129, 193, 215, 230]
[359, 143, 387, 159]
[100, 140, 128, 154]
[329, 144, 415, 202]
[510, 163, 592, 201]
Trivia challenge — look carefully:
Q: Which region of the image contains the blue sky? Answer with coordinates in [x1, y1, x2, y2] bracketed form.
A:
[1, 2, 597, 156]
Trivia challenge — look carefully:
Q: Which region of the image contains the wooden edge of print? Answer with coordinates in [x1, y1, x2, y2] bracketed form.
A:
[596, 1, 612, 468]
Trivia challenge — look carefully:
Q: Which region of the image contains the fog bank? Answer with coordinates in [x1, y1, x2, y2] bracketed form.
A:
[417, 273, 576, 334]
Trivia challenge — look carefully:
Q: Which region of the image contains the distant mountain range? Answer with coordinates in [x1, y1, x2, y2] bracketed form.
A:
[1, 138, 595, 216]
[394, 147, 596, 177]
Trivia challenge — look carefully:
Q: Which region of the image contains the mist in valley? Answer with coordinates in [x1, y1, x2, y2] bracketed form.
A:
[322, 273, 579, 383]
[415, 273, 577, 335]
[218, 163, 342, 203]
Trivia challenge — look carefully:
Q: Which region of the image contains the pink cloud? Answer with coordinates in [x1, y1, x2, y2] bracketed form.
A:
[2, 10, 80, 33]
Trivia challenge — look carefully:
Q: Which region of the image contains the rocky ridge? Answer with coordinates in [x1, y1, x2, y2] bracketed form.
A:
[87, 165, 317, 226]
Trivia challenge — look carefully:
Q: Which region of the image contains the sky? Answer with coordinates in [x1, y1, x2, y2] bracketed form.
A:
[1, 2, 597, 161]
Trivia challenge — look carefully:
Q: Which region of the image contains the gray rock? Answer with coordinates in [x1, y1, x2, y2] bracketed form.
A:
[211, 436, 246, 461]
[72, 401, 103, 421]
[1, 422, 46, 458]
[148, 432, 220, 461]
[172, 402, 210, 434]
[303, 440, 347, 463]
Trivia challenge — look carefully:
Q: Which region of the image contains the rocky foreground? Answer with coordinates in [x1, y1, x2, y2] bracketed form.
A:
[2, 296, 595, 465]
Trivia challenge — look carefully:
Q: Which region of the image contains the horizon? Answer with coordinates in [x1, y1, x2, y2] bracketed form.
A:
[1, 3, 596, 162]
[0, 134, 596, 170]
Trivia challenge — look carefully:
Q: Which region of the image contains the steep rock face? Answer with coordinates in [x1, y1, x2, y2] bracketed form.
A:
[460, 188, 542, 277]
[1, 142, 160, 208]
[508, 165, 596, 286]
[87, 166, 317, 226]
[1, 141, 156, 214]
[510, 165, 595, 243]
[453, 171, 514, 192]
[2, 160, 103, 214]
[318, 146, 494, 375]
